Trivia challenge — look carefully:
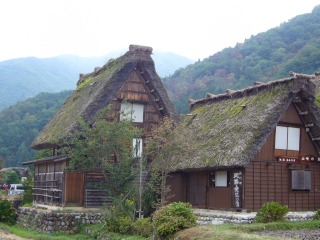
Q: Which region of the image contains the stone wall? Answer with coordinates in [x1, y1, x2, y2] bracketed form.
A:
[194, 209, 316, 225]
[17, 207, 104, 233]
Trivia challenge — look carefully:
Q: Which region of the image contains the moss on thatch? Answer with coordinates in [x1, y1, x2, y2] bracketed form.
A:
[32, 45, 178, 150]
[170, 75, 320, 171]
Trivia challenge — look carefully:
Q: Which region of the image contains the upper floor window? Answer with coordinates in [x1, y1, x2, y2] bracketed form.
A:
[120, 102, 144, 123]
[275, 126, 300, 151]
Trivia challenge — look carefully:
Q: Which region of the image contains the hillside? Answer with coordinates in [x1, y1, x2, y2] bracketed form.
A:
[0, 52, 193, 110]
[164, 5, 320, 113]
[0, 91, 72, 167]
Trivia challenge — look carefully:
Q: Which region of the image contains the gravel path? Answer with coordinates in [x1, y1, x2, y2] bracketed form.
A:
[0, 229, 29, 240]
[259, 229, 320, 240]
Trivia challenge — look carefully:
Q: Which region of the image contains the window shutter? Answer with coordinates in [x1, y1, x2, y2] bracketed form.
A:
[292, 170, 311, 190]
[304, 171, 311, 191]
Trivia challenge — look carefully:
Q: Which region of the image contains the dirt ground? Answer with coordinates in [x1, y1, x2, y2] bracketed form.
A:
[0, 229, 29, 240]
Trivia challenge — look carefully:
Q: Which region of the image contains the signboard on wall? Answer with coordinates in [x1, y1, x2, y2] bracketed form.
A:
[277, 155, 320, 164]
[233, 171, 243, 208]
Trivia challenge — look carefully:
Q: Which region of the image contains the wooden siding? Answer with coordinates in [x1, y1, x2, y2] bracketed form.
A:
[166, 172, 187, 203]
[64, 172, 84, 206]
[33, 161, 65, 206]
[244, 162, 320, 211]
[187, 172, 207, 208]
[113, 70, 162, 136]
[279, 104, 302, 124]
[248, 103, 320, 211]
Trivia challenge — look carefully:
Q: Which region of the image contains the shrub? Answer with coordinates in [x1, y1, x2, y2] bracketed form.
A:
[132, 217, 153, 237]
[255, 202, 289, 223]
[0, 199, 17, 225]
[104, 198, 136, 234]
[313, 209, 320, 220]
[153, 202, 197, 238]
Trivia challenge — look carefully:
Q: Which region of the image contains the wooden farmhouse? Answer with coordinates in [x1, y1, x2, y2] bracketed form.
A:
[23, 45, 178, 207]
[167, 73, 320, 211]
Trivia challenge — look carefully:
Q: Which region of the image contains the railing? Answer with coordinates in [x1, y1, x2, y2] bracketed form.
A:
[32, 180, 62, 206]
[85, 189, 112, 208]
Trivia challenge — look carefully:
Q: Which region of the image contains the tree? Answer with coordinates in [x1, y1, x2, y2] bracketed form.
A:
[5, 170, 20, 185]
[0, 156, 3, 169]
[145, 117, 181, 206]
[63, 108, 142, 199]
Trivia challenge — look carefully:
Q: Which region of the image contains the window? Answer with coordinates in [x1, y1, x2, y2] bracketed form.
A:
[291, 170, 311, 191]
[275, 126, 300, 151]
[120, 102, 144, 123]
[210, 171, 230, 187]
[132, 138, 142, 158]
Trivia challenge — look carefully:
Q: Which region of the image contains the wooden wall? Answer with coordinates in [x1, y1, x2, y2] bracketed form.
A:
[33, 160, 65, 206]
[113, 70, 162, 136]
[244, 162, 320, 211]
[245, 103, 320, 211]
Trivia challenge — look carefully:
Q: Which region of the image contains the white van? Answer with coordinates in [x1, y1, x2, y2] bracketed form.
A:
[8, 184, 25, 195]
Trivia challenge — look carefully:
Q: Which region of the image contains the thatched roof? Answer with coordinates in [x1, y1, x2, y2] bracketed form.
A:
[32, 45, 178, 150]
[170, 73, 320, 171]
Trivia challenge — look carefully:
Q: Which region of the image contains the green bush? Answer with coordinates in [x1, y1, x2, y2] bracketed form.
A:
[255, 202, 289, 223]
[0, 199, 17, 225]
[153, 202, 197, 238]
[132, 217, 153, 237]
[104, 198, 136, 234]
[313, 209, 320, 220]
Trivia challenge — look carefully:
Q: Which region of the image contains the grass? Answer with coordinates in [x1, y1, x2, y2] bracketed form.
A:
[0, 222, 149, 240]
[175, 220, 320, 240]
[2, 218, 320, 240]
[0, 222, 93, 240]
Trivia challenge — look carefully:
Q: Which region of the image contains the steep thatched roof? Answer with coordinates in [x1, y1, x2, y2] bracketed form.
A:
[32, 45, 178, 150]
[170, 73, 320, 171]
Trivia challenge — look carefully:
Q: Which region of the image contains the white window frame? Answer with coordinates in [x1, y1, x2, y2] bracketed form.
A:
[275, 126, 300, 151]
[132, 138, 142, 158]
[120, 102, 144, 123]
[215, 171, 228, 187]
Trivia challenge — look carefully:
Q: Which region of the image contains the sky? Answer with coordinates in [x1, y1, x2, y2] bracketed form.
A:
[0, 0, 319, 61]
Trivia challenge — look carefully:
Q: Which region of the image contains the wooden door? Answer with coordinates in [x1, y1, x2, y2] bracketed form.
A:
[187, 172, 207, 208]
[65, 172, 84, 206]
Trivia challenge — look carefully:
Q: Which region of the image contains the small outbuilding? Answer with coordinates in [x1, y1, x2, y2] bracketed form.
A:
[167, 73, 320, 211]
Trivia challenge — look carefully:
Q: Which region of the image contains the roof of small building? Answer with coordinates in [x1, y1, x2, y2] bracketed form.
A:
[32, 45, 178, 150]
[169, 73, 320, 171]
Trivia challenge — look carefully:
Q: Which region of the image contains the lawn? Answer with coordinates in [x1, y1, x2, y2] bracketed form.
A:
[1, 219, 320, 239]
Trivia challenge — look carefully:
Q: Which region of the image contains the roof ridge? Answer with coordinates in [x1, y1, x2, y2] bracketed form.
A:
[190, 72, 316, 110]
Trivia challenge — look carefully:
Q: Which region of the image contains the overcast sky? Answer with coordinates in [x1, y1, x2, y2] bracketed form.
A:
[0, 0, 319, 61]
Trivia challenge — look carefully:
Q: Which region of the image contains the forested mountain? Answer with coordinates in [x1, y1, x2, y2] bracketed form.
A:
[0, 52, 193, 111]
[164, 5, 320, 113]
[0, 91, 72, 167]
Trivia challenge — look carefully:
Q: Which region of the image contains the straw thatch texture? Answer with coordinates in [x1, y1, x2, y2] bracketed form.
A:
[32, 45, 178, 150]
[170, 75, 320, 171]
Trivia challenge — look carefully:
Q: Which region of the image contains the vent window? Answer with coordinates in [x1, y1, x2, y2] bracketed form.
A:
[291, 170, 311, 191]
